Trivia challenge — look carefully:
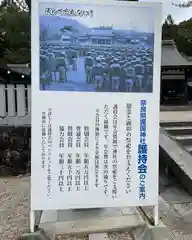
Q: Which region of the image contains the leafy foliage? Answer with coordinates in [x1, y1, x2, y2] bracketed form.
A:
[0, 2, 30, 64]
[172, 1, 192, 8]
[163, 15, 192, 56]
[60, 26, 73, 32]
[0, 0, 192, 65]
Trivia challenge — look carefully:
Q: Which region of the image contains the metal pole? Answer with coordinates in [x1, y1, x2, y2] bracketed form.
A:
[30, 210, 35, 233]
[153, 205, 159, 226]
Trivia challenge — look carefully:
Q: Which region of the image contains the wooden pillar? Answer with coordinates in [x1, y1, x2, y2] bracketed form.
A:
[160, 68, 163, 105]
[184, 68, 188, 105]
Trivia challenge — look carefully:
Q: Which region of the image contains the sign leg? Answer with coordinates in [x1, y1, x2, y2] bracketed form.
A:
[153, 205, 159, 226]
[30, 210, 35, 233]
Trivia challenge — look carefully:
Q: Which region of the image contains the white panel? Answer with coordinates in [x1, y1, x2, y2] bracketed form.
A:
[27, 85, 31, 114]
[7, 84, 15, 117]
[32, 1, 162, 211]
[0, 85, 6, 117]
[16, 84, 26, 116]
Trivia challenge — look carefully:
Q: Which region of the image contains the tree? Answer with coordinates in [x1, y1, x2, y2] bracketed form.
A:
[0, 3, 30, 64]
[14, 0, 31, 11]
[60, 26, 73, 33]
[12, 0, 30, 11]
[162, 14, 192, 56]
[162, 15, 177, 40]
[172, 1, 192, 8]
[25, 0, 30, 10]
[166, 14, 174, 25]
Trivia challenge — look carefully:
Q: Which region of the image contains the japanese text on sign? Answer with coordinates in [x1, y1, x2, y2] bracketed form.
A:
[138, 100, 148, 200]
[67, 153, 72, 192]
[67, 126, 73, 148]
[84, 153, 89, 191]
[104, 105, 109, 196]
[58, 153, 64, 192]
[125, 103, 132, 194]
[95, 109, 100, 187]
[45, 8, 94, 17]
[59, 126, 64, 148]
[84, 126, 89, 148]
[47, 108, 52, 197]
[76, 126, 81, 148]
[41, 112, 46, 169]
[75, 153, 81, 192]
[112, 104, 118, 199]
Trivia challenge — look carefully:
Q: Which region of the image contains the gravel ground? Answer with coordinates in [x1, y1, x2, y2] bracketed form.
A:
[0, 175, 29, 239]
[1, 172, 192, 240]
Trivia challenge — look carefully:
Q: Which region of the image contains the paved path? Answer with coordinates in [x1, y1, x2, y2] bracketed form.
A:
[160, 105, 192, 112]
[43, 57, 97, 92]
[45, 81, 96, 92]
[160, 111, 192, 123]
[159, 170, 192, 239]
[67, 57, 86, 83]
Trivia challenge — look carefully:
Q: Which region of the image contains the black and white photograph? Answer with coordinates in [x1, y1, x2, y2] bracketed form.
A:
[39, 3, 154, 92]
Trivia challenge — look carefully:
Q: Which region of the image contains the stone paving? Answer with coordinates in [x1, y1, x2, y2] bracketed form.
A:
[1, 171, 192, 239]
[160, 111, 192, 123]
[159, 171, 192, 240]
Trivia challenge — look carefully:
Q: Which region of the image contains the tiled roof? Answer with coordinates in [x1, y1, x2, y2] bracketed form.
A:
[7, 64, 31, 75]
[89, 29, 114, 37]
[161, 40, 192, 66]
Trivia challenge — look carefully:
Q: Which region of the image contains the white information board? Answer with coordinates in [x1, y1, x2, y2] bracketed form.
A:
[31, 0, 162, 210]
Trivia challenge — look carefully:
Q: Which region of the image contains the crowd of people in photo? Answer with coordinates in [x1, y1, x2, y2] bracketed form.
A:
[40, 42, 153, 92]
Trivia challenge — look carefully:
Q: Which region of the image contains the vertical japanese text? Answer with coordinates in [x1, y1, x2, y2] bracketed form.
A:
[112, 104, 118, 199]
[138, 100, 148, 199]
[47, 108, 52, 197]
